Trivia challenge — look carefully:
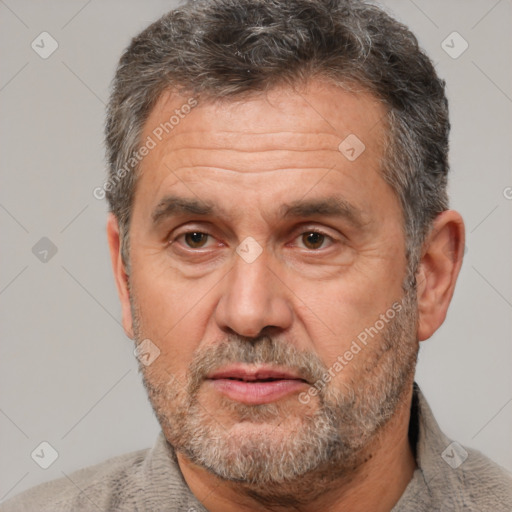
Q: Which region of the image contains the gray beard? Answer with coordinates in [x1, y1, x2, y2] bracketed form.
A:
[134, 285, 419, 504]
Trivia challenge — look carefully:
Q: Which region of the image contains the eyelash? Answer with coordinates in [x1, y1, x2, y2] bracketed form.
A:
[169, 228, 335, 251]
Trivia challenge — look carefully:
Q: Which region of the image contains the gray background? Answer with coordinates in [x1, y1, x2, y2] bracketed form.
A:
[1, 0, 511, 502]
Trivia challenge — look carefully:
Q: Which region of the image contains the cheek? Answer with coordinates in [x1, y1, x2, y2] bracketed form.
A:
[129, 268, 213, 377]
[296, 269, 403, 367]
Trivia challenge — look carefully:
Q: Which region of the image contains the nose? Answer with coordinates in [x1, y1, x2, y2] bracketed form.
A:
[214, 249, 293, 339]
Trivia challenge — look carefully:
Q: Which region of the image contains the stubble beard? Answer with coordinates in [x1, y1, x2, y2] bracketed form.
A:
[132, 284, 419, 504]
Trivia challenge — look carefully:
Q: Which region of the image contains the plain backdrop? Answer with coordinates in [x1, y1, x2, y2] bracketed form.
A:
[1, 0, 511, 502]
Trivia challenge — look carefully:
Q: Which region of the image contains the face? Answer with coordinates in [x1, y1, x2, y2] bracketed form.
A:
[124, 80, 419, 490]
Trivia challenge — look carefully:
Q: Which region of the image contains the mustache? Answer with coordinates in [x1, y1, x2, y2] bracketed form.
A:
[186, 334, 329, 395]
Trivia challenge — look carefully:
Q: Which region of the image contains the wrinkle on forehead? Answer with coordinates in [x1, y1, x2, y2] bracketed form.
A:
[133, 80, 391, 227]
[141, 80, 387, 155]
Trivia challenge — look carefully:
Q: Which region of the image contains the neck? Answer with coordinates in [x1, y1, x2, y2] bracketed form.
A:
[176, 386, 417, 512]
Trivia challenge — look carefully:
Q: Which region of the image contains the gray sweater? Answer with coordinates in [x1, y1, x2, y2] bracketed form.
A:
[2, 384, 511, 511]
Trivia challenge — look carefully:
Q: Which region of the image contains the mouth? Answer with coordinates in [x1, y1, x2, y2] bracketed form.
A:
[206, 365, 309, 405]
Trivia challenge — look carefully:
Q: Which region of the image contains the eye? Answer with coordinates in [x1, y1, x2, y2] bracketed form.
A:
[296, 231, 332, 250]
[178, 231, 213, 249]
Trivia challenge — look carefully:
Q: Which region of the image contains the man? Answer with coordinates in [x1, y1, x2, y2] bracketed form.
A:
[3, 0, 511, 510]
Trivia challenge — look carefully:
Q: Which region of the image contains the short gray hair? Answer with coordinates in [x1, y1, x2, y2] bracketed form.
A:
[105, 0, 450, 275]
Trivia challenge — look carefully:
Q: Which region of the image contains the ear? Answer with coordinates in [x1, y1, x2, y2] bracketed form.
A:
[106, 213, 134, 339]
[416, 210, 465, 341]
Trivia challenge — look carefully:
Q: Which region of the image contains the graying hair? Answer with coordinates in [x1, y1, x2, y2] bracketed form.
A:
[105, 0, 450, 276]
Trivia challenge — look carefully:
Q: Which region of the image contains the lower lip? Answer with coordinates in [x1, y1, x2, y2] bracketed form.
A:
[208, 378, 307, 405]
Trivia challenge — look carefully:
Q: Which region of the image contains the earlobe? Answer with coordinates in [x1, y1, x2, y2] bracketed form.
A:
[416, 210, 465, 341]
[106, 213, 134, 339]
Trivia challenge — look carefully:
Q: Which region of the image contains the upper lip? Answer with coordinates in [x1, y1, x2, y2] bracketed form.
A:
[207, 365, 308, 383]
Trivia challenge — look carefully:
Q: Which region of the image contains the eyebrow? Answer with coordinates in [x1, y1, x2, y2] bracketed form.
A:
[280, 196, 368, 228]
[151, 194, 368, 229]
[151, 195, 219, 225]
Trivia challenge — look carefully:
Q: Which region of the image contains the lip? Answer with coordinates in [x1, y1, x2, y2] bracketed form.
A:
[206, 365, 308, 405]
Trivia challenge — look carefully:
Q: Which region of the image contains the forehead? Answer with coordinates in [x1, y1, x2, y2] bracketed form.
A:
[142, 80, 386, 154]
[134, 80, 390, 218]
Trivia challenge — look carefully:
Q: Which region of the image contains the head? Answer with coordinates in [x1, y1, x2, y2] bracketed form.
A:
[105, 0, 464, 501]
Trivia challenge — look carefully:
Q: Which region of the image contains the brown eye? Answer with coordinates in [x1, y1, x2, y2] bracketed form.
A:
[184, 232, 209, 248]
[301, 232, 326, 250]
